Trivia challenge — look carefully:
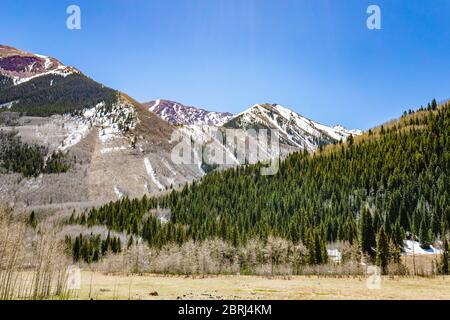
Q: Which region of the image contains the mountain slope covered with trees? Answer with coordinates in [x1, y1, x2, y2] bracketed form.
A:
[69, 99, 450, 271]
[72, 100, 450, 251]
[0, 44, 118, 117]
[0, 73, 117, 116]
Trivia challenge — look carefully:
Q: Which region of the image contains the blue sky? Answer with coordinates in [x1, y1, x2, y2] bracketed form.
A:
[1, 0, 450, 130]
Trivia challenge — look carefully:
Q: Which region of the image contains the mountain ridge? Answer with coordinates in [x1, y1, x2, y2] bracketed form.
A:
[144, 99, 233, 126]
[224, 103, 361, 150]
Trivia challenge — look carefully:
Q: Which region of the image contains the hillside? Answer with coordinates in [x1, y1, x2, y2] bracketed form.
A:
[0, 45, 205, 207]
[0, 45, 117, 116]
[72, 100, 450, 265]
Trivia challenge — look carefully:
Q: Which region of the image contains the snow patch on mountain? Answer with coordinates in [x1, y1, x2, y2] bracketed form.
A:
[150, 99, 161, 110]
[35, 54, 53, 70]
[87, 100, 138, 143]
[333, 125, 363, 137]
[11, 65, 78, 86]
[144, 158, 165, 191]
[113, 186, 124, 199]
[100, 146, 127, 154]
[58, 117, 90, 151]
[56, 99, 138, 150]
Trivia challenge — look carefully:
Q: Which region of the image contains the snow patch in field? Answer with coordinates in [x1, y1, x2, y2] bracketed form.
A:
[403, 240, 442, 255]
[144, 158, 165, 191]
[327, 249, 342, 263]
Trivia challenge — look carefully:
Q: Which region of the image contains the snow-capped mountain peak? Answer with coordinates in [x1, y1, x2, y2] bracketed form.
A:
[144, 99, 233, 126]
[224, 103, 361, 151]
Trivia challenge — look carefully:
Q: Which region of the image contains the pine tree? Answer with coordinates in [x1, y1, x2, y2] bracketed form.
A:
[440, 239, 449, 275]
[431, 98, 438, 110]
[391, 243, 401, 265]
[73, 235, 81, 262]
[321, 240, 329, 264]
[392, 219, 404, 249]
[314, 231, 323, 264]
[419, 218, 432, 249]
[359, 206, 375, 256]
[441, 214, 449, 239]
[376, 227, 390, 275]
[347, 134, 354, 147]
[306, 232, 316, 265]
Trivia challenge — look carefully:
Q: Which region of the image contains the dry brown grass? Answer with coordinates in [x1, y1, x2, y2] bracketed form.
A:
[72, 271, 450, 300]
[402, 254, 441, 276]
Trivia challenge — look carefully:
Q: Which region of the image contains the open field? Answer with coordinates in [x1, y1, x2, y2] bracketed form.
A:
[71, 272, 450, 300]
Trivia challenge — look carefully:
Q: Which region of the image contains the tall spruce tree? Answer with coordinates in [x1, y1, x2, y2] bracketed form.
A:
[376, 227, 390, 275]
[359, 206, 375, 256]
[440, 239, 449, 275]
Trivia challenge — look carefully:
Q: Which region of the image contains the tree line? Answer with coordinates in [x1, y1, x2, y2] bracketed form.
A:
[65, 232, 123, 263]
[0, 130, 70, 177]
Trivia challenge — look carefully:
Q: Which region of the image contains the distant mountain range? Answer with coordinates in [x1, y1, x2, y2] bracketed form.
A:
[0, 44, 361, 208]
[145, 100, 360, 149]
